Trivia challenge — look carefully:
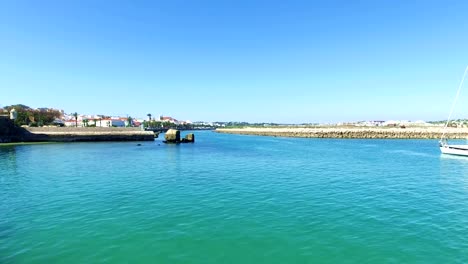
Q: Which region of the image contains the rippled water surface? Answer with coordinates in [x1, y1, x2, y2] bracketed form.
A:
[1, 131, 468, 263]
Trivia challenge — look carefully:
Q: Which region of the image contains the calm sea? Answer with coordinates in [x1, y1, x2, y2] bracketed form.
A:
[1, 131, 468, 263]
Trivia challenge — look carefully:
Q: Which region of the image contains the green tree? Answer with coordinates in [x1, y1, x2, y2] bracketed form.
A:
[3, 105, 61, 127]
[73, 112, 78, 127]
[127, 116, 133, 127]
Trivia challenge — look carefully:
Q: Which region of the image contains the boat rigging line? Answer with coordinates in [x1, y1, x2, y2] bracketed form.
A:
[440, 66, 468, 143]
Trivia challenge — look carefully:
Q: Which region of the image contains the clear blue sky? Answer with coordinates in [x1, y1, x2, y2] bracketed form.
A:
[1, 0, 468, 123]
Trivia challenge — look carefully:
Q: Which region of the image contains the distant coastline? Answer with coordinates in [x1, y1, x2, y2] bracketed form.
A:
[215, 126, 468, 139]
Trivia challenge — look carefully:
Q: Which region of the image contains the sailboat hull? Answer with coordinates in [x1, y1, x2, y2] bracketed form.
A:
[440, 145, 468, 156]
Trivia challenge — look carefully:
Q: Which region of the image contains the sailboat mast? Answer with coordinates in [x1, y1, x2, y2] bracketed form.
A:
[441, 66, 468, 141]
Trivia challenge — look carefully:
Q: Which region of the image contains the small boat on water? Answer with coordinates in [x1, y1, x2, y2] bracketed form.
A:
[440, 66, 468, 156]
[440, 141, 468, 156]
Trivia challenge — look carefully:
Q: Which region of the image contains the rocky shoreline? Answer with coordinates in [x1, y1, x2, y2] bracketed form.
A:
[215, 127, 468, 139]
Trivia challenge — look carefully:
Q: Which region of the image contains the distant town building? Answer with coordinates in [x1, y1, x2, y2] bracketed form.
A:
[160, 116, 179, 124]
[98, 118, 126, 127]
[65, 120, 80, 127]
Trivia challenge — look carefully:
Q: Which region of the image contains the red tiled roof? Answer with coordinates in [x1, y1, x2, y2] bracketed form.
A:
[162, 116, 178, 121]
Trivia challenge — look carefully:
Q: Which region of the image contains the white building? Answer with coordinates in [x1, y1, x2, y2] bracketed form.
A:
[97, 118, 126, 127]
[65, 119, 80, 127]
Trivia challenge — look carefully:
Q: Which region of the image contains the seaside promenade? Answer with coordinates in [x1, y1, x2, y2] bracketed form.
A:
[216, 126, 468, 139]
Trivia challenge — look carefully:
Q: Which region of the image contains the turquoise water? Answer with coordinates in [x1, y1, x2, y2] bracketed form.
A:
[1, 131, 468, 263]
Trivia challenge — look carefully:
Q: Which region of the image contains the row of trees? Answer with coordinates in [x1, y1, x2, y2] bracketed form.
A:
[143, 120, 175, 129]
[145, 113, 170, 128]
[3, 104, 62, 127]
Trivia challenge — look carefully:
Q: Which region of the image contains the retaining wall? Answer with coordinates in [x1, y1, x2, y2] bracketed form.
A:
[0, 123, 155, 142]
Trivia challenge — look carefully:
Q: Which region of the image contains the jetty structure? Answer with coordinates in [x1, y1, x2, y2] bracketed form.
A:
[0, 115, 155, 143]
[216, 126, 468, 139]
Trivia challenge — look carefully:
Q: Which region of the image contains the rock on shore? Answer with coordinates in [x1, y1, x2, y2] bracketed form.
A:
[164, 129, 181, 143]
[215, 127, 468, 139]
[164, 129, 195, 143]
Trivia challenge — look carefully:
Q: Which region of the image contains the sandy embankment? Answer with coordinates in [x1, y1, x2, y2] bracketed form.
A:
[216, 126, 468, 139]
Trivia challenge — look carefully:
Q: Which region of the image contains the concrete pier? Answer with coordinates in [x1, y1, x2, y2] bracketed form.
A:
[0, 120, 155, 143]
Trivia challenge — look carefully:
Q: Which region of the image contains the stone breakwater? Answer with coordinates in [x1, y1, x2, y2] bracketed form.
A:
[215, 127, 468, 139]
[0, 124, 155, 143]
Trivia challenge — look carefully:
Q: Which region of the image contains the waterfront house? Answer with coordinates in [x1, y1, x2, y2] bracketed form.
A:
[160, 116, 180, 125]
[64, 119, 81, 127]
[97, 118, 125, 127]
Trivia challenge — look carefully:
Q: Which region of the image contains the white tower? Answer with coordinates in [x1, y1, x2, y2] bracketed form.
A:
[10, 108, 17, 120]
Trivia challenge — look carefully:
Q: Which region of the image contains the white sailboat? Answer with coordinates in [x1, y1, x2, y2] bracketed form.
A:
[440, 66, 468, 156]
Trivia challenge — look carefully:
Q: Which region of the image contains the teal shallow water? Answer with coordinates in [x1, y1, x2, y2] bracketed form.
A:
[1, 131, 468, 263]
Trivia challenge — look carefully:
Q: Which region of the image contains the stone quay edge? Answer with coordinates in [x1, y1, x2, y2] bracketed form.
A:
[0, 124, 155, 143]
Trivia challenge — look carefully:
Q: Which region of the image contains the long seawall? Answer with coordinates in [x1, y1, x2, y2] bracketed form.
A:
[0, 117, 155, 143]
[215, 127, 468, 139]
